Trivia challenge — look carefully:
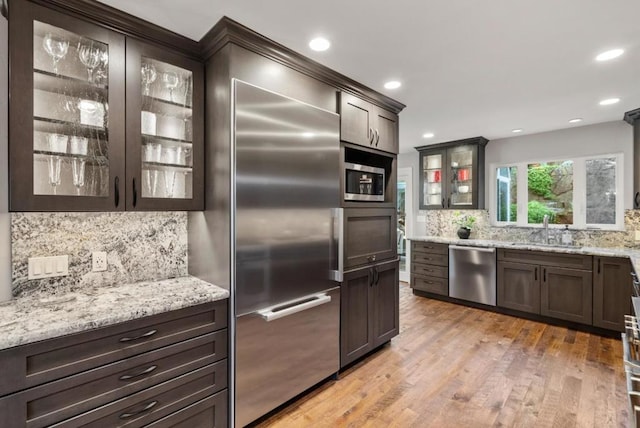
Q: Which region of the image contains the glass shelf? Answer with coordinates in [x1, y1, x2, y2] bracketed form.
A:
[143, 161, 192, 171]
[34, 69, 108, 100]
[142, 133, 191, 146]
[35, 116, 108, 138]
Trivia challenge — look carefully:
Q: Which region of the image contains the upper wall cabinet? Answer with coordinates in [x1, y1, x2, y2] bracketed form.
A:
[8, 0, 204, 211]
[339, 92, 399, 154]
[416, 137, 488, 210]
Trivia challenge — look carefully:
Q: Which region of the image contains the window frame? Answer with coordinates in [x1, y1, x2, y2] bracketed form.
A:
[490, 152, 624, 231]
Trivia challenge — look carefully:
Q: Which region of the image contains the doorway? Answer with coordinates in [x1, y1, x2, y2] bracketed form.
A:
[398, 167, 412, 282]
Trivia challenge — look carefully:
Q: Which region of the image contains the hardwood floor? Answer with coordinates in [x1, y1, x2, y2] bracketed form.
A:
[255, 282, 629, 428]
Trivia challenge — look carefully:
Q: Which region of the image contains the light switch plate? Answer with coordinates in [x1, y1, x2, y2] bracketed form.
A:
[635, 230, 640, 241]
[28, 255, 68, 280]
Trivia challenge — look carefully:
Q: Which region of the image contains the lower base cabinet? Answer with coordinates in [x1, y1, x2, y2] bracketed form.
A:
[541, 267, 593, 324]
[0, 301, 229, 428]
[497, 261, 540, 314]
[341, 260, 399, 368]
[593, 256, 633, 331]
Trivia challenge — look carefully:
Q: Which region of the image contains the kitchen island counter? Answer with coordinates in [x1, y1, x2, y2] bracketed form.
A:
[0, 276, 228, 350]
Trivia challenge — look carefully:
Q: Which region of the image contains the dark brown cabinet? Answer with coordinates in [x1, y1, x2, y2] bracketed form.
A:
[498, 248, 593, 325]
[497, 261, 540, 314]
[8, 0, 204, 211]
[593, 256, 633, 331]
[541, 266, 593, 324]
[339, 92, 399, 154]
[415, 137, 487, 210]
[410, 241, 449, 296]
[0, 301, 229, 428]
[340, 260, 399, 368]
[344, 207, 397, 269]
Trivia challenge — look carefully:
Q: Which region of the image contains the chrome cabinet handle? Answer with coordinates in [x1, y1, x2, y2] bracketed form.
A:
[119, 329, 157, 343]
[119, 400, 158, 419]
[119, 365, 157, 381]
[374, 129, 380, 146]
[114, 176, 120, 207]
[132, 178, 138, 207]
[369, 127, 374, 144]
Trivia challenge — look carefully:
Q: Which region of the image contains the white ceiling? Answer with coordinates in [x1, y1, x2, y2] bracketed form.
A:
[100, 0, 640, 153]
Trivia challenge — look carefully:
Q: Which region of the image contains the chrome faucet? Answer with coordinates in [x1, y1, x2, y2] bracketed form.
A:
[542, 214, 549, 244]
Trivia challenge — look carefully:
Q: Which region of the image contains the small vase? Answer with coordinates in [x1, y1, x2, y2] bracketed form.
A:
[457, 227, 471, 239]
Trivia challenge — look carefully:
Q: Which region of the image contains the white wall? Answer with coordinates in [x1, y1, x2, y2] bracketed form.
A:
[485, 120, 633, 209]
[0, 12, 11, 301]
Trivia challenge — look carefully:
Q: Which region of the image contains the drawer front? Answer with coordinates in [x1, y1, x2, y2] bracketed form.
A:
[497, 248, 592, 271]
[411, 274, 448, 296]
[145, 391, 228, 428]
[411, 241, 448, 255]
[50, 360, 227, 428]
[344, 208, 397, 269]
[0, 300, 228, 396]
[0, 330, 227, 428]
[411, 263, 448, 278]
[412, 251, 448, 267]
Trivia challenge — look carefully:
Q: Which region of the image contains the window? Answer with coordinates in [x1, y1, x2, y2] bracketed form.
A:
[492, 154, 623, 230]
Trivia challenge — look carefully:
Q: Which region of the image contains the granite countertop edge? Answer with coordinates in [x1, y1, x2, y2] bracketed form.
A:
[408, 235, 640, 273]
[0, 276, 229, 350]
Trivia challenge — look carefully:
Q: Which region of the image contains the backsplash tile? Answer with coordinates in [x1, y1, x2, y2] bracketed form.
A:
[11, 212, 187, 297]
[421, 209, 640, 248]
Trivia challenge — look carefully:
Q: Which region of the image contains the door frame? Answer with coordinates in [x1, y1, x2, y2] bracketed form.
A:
[398, 167, 412, 282]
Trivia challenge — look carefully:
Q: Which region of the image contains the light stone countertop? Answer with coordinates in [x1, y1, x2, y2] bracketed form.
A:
[0, 276, 229, 350]
[408, 236, 640, 273]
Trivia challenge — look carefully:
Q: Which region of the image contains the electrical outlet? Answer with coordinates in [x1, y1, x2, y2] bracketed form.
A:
[92, 251, 108, 272]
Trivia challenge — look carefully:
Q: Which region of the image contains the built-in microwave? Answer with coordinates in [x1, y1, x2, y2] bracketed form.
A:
[344, 162, 385, 202]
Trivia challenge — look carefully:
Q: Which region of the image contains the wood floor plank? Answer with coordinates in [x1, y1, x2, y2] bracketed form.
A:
[253, 283, 629, 428]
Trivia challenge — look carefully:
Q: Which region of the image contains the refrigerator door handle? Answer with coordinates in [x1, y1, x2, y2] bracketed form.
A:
[330, 208, 344, 282]
[258, 294, 332, 322]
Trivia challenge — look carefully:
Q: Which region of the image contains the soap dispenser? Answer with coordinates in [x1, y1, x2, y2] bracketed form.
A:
[561, 225, 572, 245]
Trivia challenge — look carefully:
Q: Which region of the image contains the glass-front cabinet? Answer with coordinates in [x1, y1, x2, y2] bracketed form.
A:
[417, 137, 487, 210]
[9, 0, 203, 211]
[125, 40, 203, 210]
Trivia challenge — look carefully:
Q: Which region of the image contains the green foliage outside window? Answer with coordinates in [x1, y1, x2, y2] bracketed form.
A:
[527, 164, 555, 199]
[527, 200, 556, 223]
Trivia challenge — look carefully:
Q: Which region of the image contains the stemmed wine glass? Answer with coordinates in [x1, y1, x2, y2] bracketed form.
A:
[162, 71, 181, 102]
[42, 33, 69, 75]
[77, 38, 103, 83]
[71, 158, 86, 195]
[141, 63, 157, 96]
[46, 133, 67, 194]
[94, 49, 109, 84]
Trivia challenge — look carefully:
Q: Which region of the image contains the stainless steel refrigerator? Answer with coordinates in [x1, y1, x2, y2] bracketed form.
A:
[233, 80, 341, 427]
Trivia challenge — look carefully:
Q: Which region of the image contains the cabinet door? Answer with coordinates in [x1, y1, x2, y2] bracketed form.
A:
[125, 39, 204, 210]
[497, 261, 540, 314]
[372, 260, 399, 347]
[541, 266, 592, 324]
[446, 145, 477, 209]
[339, 92, 374, 148]
[373, 108, 398, 154]
[593, 257, 632, 331]
[419, 149, 447, 209]
[340, 266, 373, 367]
[9, 0, 126, 211]
[344, 208, 397, 269]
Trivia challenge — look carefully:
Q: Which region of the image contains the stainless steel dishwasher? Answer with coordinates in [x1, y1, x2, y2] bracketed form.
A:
[449, 245, 497, 306]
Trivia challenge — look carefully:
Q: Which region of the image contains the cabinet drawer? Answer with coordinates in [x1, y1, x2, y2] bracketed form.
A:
[412, 263, 448, 278]
[411, 241, 448, 255]
[344, 208, 397, 268]
[0, 300, 227, 396]
[0, 331, 227, 428]
[50, 361, 227, 428]
[497, 248, 592, 271]
[412, 252, 447, 267]
[411, 274, 448, 296]
[145, 390, 228, 427]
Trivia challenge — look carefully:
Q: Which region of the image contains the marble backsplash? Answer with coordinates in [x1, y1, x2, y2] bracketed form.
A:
[422, 209, 640, 248]
[11, 212, 187, 297]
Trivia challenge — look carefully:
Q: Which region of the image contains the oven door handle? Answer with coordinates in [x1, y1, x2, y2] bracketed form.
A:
[258, 294, 332, 322]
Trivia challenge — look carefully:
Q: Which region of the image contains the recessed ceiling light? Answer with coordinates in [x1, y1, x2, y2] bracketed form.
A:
[309, 37, 330, 52]
[568, 118, 583, 123]
[422, 132, 435, 139]
[512, 128, 523, 133]
[599, 98, 620, 106]
[384, 81, 402, 90]
[596, 49, 624, 62]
